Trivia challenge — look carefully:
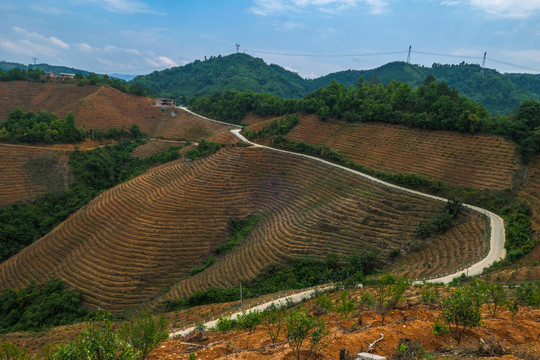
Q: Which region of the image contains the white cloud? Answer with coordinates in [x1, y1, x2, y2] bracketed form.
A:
[49, 37, 70, 50]
[468, 0, 540, 18]
[250, 0, 387, 16]
[440, 1, 462, 5]
[145, 56, 178, 68]
[0, 27, 70, 60]
[273, 20, 304, 30]
[78, 43, 94, 53]
[94, 0, 162, 14]
[13, 27, 70, 50]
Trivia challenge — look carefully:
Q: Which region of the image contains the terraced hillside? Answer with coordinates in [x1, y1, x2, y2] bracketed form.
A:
[0, 144, 71, 206]
[395, 215, 488, 280]
[280, 114, 519, 191]
[515, 153, 540, 276]
[152, 109, 234, 140]
[0, 82, 163, 135]
[0, 146, 484, 313]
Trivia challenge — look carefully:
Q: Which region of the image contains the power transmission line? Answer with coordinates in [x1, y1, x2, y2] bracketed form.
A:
[243, 48, 407, 58]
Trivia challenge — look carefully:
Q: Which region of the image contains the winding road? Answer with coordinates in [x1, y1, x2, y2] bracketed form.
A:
[169, 109, 507, 337]
[179, 107, 506, 282]
[230, 128, 506, 284]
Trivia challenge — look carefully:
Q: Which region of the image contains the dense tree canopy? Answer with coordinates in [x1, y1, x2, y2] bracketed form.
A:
[190, 78, 540, 162]
[0, 109, 85, 143]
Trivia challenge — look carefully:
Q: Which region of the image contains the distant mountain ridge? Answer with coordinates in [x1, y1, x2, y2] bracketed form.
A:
[0, 61, 91, 77]
[133, 53, 540, 115]
[0, 61, 135, 81]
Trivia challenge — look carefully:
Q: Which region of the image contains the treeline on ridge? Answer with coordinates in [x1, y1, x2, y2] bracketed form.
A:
[0, 67, 151, 96]
[190, 77, 540, 162]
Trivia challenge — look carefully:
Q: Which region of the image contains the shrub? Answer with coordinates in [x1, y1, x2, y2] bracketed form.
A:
[421, 286, 440, 305]
[441, 281, 485, 343]
[485, 282, 507, 318]
[285, 310, 327, 360]
[264, 307, 285, 344]
[337, 290, 355, 318]
[118, 309, 169, 360]
[431, 321, 450, 336]
[374, 274, 409, 325]
[313, 293, 334, 315]
[237, 310, 264, 332]
[215, 317, 236, 332]
[53, 312, 139, 360]
[516, 281, 540, 307]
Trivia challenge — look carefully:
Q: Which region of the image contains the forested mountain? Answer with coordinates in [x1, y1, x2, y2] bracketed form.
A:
[131, 53, 308, 102]
[307, 62, 540, 115]
[133, 54, 540, 115]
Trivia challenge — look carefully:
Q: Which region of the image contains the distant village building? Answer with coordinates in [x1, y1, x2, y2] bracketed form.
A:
[155, 98, 175, 107]
[60, 73, 75, 80]
[44, 72, 57, 79]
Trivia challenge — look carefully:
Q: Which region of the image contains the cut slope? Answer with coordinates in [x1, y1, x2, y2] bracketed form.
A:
[0, 147, 484, 313]
[282, 114, 519, 191]
[0, 144, 71, 206]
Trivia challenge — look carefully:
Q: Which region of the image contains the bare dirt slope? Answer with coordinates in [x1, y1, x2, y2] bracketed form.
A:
[281, 114, 519, 191]
[0, 82, 164, 135]
[0, 146, 485, 313]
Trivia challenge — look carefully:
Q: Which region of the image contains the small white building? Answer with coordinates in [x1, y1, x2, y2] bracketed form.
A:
[60, 73, 75, 80]
[155, 98, 175, 107]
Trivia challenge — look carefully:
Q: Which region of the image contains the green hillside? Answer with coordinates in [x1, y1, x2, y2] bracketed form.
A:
[131, 53, 308, 102]
[133, 54, 540, 115]
[307, 62, 540, 115]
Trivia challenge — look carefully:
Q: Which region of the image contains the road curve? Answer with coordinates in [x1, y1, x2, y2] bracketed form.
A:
[228, 128, 506, 284]
[175, 106, 506, 282]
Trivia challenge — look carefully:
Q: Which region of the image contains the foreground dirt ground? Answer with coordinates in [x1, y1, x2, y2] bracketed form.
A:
[148, 292, 539, 360]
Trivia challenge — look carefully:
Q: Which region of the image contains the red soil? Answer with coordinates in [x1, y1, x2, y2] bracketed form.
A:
[147, 289, 539, 360]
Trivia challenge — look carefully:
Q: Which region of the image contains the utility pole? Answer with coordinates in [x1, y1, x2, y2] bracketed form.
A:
[480, 51, 486, 75]
[406, 45, 411, 64]
[236, 44, 240, 54]
[32, 57, 38, 65]
[240, 282, 243, 307]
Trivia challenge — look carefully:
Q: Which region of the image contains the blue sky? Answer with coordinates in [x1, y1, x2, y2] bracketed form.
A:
[1, 0, 539, 78]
